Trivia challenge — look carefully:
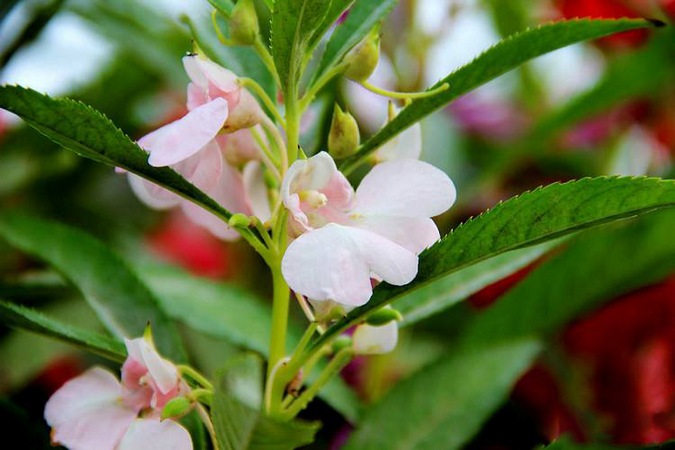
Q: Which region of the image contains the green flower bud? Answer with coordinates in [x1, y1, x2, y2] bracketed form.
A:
[228, 213, 252, 228]
[328, 104, 360, 159]
[343, 24, 381, 81]
[332, 335, 353, 354]
[229, 0, 259, 46]
[161, 397, 192, 420]
[365, 307, 403, 326]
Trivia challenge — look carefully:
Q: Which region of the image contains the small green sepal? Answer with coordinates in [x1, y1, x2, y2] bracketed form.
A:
[328, 104, 360, 159]
[365, 307, 403, 326]
[343, 23, 381, 81]
[229, 0, 259, 45]
[161, 397, 192, 420]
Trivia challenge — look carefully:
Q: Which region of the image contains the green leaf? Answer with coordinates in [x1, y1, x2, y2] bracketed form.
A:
[311, 0, 397, 86]
[343, 338, 541, 450]
[136, 263, 273, 355]
[0, 299, 126, 362]
[309, 176, 675, 354]
[347, 210, 675, 450]
[339, 18, 660, 172]
[0, 85, 233, 222]
[212, 354, 320, 450]
[208, 0, 235, 15]
[271, 0, 329, 94]
[464, 208, 675, 345]
[0, 213, 186, 362]
[307, 0, 354, 53]
[396, 239, 563, 326]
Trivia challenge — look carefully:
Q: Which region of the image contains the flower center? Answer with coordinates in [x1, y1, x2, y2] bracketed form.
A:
[298, 190, 328, 209]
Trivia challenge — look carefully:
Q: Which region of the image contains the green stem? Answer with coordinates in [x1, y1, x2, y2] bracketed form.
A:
[178, 365, 214, 390]
[239, 77, 286, 127]
[261, 115, 289, 174]
[266, 263, 291, 415]
[189, 388, 214, 407]
[299, 63, 347, 112]
[285, 84, 300, 164]
[197, 403, 220, 450]
[279, 348, 354, 420]
[292, 322, 318, 357]
[359, 80, 450, 99]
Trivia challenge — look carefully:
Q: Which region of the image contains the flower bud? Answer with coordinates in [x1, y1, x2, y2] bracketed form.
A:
[332, 335, 353, 354]
[228, 213, 252, 228]
[343, 24, 381, 81]
[229, 0, 259, 46]
[161, 397, 192, 420]
[328, 104, 360, 159]
[352, 321, 398, 355]
[365, 307, 403, 326]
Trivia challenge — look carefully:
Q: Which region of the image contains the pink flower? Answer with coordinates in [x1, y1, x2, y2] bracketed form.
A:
[44, 337, 192, 450]
[372, 105, 422, 163]
[281, 152, 455, 306]
[127, 55, 271, 239]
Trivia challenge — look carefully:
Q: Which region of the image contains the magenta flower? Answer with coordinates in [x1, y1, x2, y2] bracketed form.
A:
[280, 152, 455, 307]
[44, 337, 192, 450]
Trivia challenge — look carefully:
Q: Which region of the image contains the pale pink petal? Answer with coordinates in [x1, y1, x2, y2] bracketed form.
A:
[219, 126, 262, 166]
[222, 89, 264, 132]
[242, 161, 271, 222]
[117, 418, 192, 450]
[186, 82, 210, 111]
[281, 224, 418, 306]
[142, 98, 229, 167]
[185, 55, 238, 95]
[281, 152, 337, 199]
[175, 139, 224, 193]
[374, 122, 422, 162]
[355, 215, 440, 254]
[124, 338, 178, 396]
[45, 367, 137, 450]
[182, 201, 241, 241]
[352, 321, 398, 355]
[127, 173, 181, 210]
[354, 159, 456, 217]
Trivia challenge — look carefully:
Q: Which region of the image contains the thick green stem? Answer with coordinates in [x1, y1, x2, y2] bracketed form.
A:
[285, 84, 300, 164]
[266, 264, 291, 414]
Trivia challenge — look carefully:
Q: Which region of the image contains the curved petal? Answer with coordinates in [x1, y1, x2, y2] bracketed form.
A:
[44, 367, 137, 450]
[374, 122, 422, 162]
[127, 173, 180, 210]
[281, 152, 338, 201]
[354, 159, 456, 217]
[175, 139, 224, 193]
[242, 161, 271, 223]
[352, 321, 398, 355]
[124, 338, 179, 396]
[281, 224, 418, 306]
[117, 418, 192, 450]
[184, 55, 238, 95]
[142, 98, 229, 167]
[355, 215, 440, 254]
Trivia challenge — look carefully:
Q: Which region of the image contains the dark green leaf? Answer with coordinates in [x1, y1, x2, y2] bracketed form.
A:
[0, 85, 233, 222]
[311, 0, 396, 86]
[0, 213, 186, 361]
[0, 299, 126, 362]
[397, 239, 563, 326]
[271, 0, 329, 94]
[310, 176, 675, 354]
[464, 208, 675, 345]
[212, 354, 320, 450]
[343, 338, 541, 450]
[340, 18, 660, 172]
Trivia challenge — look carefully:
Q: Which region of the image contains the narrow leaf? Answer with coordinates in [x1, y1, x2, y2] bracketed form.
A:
[397, 239, 562, 326]
[307, 0, 354, 53]
[0, 299, 126, 362]
[339, 18, 661, 172]
[0, 213, 186, 361]
[271, 0, 329, 93]
[310, 176, 675, 354]
[0, 85, 233, 221]
[311, 0, 397, 85]
[343, 338, 541, 450]
[464, 208, 675, 345]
